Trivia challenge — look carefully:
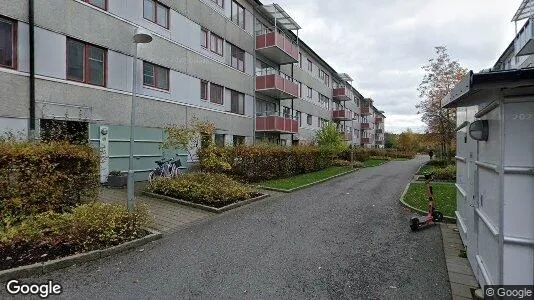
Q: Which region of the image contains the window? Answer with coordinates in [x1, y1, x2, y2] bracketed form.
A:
[230, 44, 245, 72]
[210, 33, 224, 56]
[230, 90, 245, 115]
[298, 52, 302, 68]
[143, 62, 169, 90]
[0, 17, 16, 69]
[211, 0, 224, 8]
[307, 59, 312, 72]
[200, 80, 208, 100]
[233, 135, 245, 146]
[84, 0, 106, 10]
[231, 0, 245, 29]
[67, 39, 106, 86]
[319, 94, 329, 109]
[215, 134, 225, 147]
[307, 87, 312, 98]
[144, 0, 169, 29]
[283, 107, 291, 118]
[201, 28, 208, 48]
[307, 114, 312, 126]
[296, 111, 302, 127]
[210, 83, 223, 104]
[296, 81, 301, 98]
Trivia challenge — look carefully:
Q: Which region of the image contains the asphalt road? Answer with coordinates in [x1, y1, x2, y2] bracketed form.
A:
[4, 156, 451, 299]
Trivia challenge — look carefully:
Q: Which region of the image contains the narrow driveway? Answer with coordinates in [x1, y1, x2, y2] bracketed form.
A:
[11, 156, 450, 299]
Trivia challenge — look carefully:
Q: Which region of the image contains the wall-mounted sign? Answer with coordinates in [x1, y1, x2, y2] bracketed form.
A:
[469, 120, 489, 141]
[99, 126, 109, 183]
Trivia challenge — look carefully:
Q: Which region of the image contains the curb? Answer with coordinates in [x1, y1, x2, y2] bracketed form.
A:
[143, 192, 269, 213]
[0, 228, 162, 282]
[258, 169, 358, 193]
[399, 182, 456, 223]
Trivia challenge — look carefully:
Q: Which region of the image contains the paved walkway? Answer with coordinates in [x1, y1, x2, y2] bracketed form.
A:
[99, 183, 213, 232]
[13, 156, 452, 299]
[441, 223, 479, 299]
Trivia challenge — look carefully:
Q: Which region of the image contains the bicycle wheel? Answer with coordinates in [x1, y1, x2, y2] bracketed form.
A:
[148, 171, 157, 183]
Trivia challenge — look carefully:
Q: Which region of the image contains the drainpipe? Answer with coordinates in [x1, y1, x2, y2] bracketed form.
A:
[29, 0, 36, 138]
[252, 3, 257, 145]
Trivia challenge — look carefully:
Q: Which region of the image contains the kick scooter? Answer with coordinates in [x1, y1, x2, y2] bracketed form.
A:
[410, 173, 444, 231]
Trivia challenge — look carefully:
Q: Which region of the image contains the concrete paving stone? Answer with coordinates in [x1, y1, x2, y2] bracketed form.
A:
[449, 272, 479, 287]
[447, 263, 475, 276]
[450, 282, 475, 298]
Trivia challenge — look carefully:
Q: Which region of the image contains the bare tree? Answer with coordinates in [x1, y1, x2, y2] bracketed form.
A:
[417, 46, 467, 158]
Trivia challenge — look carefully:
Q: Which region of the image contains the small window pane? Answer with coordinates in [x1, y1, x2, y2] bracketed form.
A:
[201, 81, 208, 100]
[0, 19, 14, 68]
[143, 0, 155, 22]
[156, 4, 168, 28]
[67, 39, 85, 81]
[143, 63, 154, 86]
[88, 47, 105, 86]
[201, 29, 208, 48]
[155, 66, 169, 90]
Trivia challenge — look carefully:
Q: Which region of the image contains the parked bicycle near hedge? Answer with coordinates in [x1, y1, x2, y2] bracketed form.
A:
[148, 155, 183, 182]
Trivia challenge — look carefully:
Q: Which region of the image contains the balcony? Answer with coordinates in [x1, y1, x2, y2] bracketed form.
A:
[332, 109, 352, 121]
[256, 115, 298, 134]
[361, 123, 373, 130]
[340, 131, 352, 141]
[361, 137, 372, 144]
[360, 107, 371, 115]
[333, 87, 352, 102]
[256, 74, 299, 99]
[375, 129, 384, 134]
[256, 31, 299, 65]
[375, 117, 384, 123]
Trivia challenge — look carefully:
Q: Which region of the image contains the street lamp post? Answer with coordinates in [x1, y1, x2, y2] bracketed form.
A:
[127, 30, 153, 211]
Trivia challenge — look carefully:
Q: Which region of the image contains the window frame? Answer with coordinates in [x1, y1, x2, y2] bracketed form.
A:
[66, 38, 107, 87]
[231, 0, 246, 30]
[307, 59, 312, 72]
[298, 52, 302, 68]
[83, 0, 107, 10]
[230, 43, 245, 72]
[211, 0, 224, 8]
[307, 114, 312, 126]
[201, 28, 209, 49]
[230, 89, 245, 115]
[210, 32, 224, 56]
[0, 16, 17, 70]
[142, 61, 170, 91]
[143, 0, 170, 29]
[200, 80, 209, 100]
[307, 87, 312, 99]
[210, 83, 224, 105]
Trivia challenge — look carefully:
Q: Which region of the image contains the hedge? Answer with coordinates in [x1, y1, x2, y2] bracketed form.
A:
[0, 202, 150, 270]
[0, 141, 99, 227]
[339, 148, 415, 162]
[147, 172, 253, 207]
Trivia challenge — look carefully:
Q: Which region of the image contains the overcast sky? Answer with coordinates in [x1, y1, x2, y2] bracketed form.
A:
[274, 0, 524, 133]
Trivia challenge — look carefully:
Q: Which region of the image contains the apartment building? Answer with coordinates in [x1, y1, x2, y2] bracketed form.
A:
[0, 0, 385, 181]
[442, 1, 534, 286]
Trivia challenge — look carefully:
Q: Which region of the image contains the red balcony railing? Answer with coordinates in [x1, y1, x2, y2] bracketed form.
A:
[360, 107, 371, 115]
[361, 137, 371, 144]
[361, 123, 372, 130]
[375, 117, 384, 123]
[256, 74, 299, 99]
[256, 31, 299, 65]
[332, 109, 352, 121]
[256, 115, 298, 134]
[333, 87, 352, 102]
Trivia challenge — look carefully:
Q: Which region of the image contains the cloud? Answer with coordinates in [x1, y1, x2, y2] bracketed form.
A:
[273, 0, 522, 133]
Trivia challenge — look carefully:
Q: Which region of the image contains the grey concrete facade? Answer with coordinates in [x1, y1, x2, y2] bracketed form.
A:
[0, 0, 386, 179]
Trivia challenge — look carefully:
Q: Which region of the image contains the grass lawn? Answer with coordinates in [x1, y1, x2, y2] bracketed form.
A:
[258, 166, 353, 191]
[402, 182, 456, 217]
[363, 159, 388, 167]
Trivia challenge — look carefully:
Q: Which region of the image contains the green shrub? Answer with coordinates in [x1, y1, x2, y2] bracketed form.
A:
[0, 202, 151, 267]
[199, 144, 331, 181]
[433, 165, 456, 180]
[427, 159, 454, 167]
[147, 172, 253, 207]
[332, 159, 351, 167]
[0, 141, 99, 227]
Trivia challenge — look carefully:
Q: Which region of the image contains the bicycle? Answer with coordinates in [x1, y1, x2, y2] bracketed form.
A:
[148, 155, 183, 183]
